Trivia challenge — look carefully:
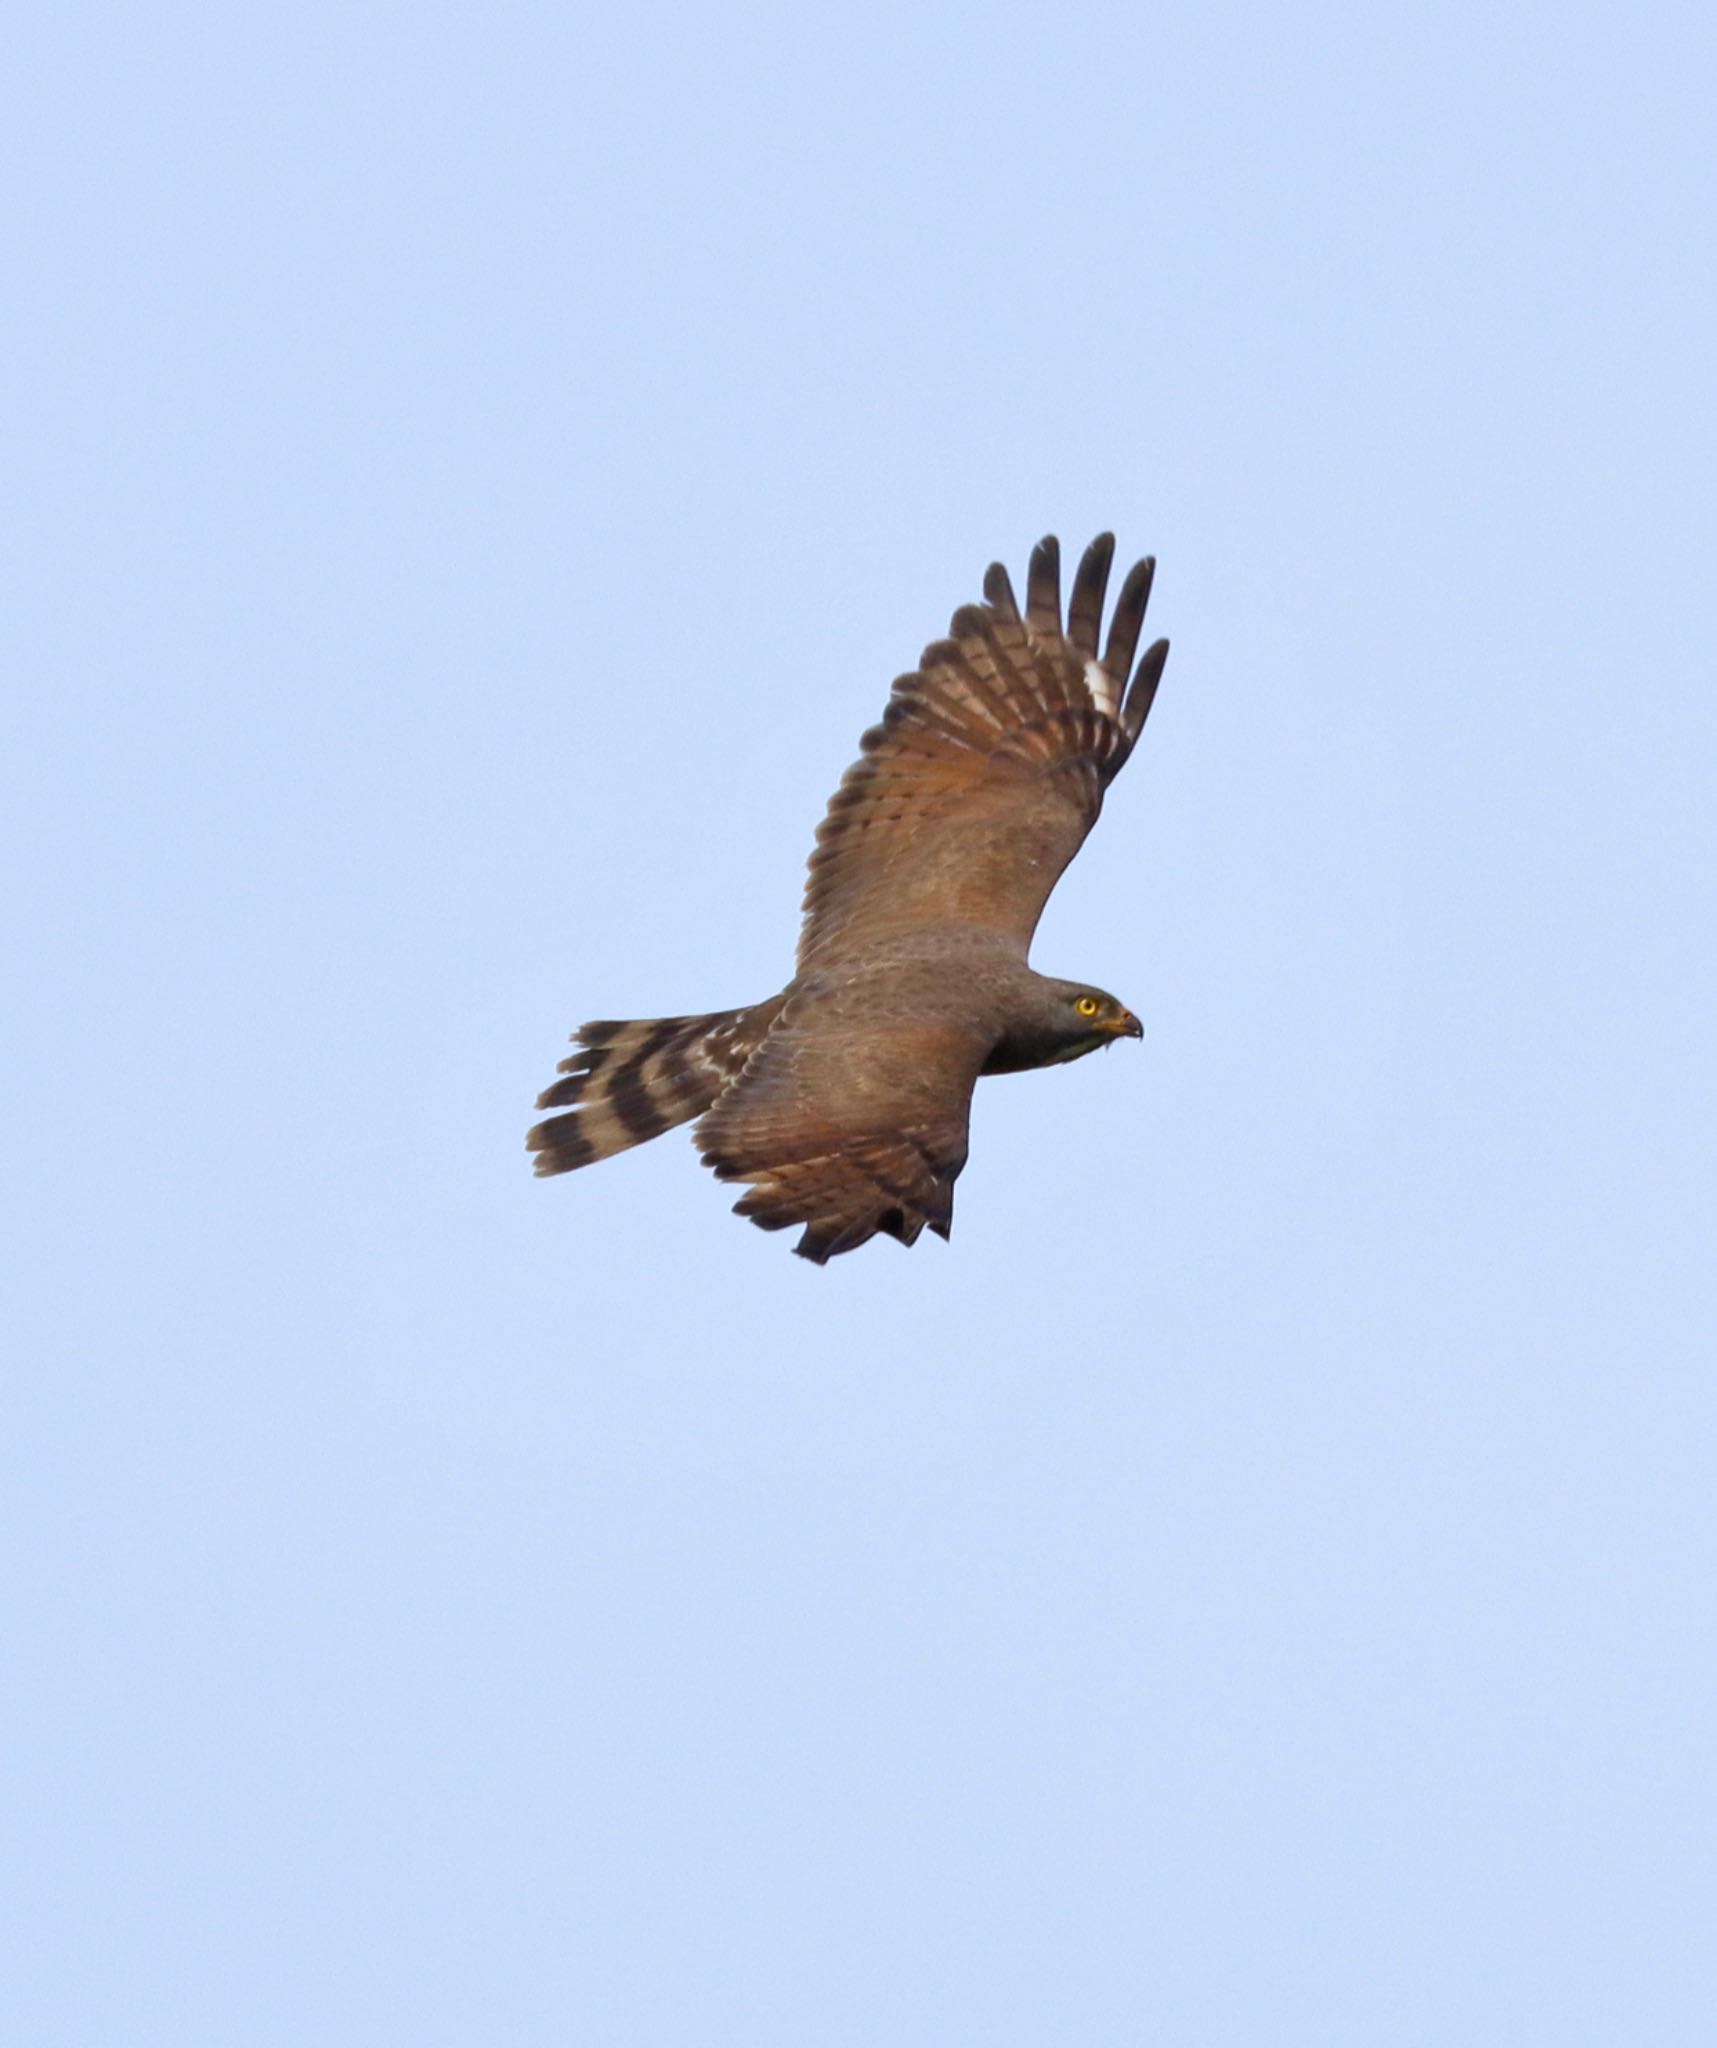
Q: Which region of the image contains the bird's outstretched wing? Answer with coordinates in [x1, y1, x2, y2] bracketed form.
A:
[797, 534, 1168, 970]
[695, 993, 990, 1264]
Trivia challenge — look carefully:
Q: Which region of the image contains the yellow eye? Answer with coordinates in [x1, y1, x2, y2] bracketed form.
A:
[1075, 995, 1101, 1018]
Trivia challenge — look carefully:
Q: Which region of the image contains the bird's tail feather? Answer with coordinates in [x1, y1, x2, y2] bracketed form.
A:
[528, 1010, 752, 1175]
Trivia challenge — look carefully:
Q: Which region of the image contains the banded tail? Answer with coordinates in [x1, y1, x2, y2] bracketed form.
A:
[527, 1007, 768, 1176]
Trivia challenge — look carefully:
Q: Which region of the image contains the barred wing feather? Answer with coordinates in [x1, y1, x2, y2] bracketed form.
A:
[797, 535, 1167, 969]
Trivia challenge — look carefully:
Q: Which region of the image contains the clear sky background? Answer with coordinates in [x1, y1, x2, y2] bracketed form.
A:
[7, 3, 1716, 2042]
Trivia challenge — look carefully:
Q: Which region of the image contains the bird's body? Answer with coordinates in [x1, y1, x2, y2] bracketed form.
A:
[529, 535, 1168, 1261]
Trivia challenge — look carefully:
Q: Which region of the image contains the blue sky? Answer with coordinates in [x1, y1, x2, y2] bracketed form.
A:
[7, 3, 1716, 2041]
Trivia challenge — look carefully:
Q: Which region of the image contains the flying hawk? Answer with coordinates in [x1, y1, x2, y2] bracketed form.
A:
[529, 534, 1169, 1261]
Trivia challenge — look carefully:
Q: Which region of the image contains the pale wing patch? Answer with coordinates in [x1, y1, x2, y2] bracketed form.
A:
[1083, 658, 1121, 720]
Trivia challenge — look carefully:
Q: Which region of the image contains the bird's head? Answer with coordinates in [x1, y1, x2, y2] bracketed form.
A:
[1061, 983, 1142, 1051]
[1004, 978, 1142, 1068]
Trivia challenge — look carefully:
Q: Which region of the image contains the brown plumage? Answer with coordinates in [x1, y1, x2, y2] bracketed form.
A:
[528, 534, 1169, 1261]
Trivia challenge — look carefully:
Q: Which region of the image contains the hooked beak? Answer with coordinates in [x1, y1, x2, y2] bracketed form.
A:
[1113, 1009, 1143, 1041]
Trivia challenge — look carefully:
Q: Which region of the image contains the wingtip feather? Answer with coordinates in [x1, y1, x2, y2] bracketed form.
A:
[1025, 536, 1063, 636]
[982, 561, 1020, 619]
[1067, 533, 1116, 660]
[1103, 556, 1157, 683]
[1123, 636, 1170, 738]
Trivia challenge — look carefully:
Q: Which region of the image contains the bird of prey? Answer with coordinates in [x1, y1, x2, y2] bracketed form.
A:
[528, 533, 1169, 1262]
